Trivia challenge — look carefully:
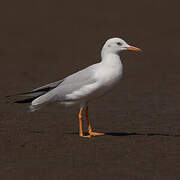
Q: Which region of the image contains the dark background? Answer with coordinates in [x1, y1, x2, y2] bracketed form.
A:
[0, 0, 180, 179]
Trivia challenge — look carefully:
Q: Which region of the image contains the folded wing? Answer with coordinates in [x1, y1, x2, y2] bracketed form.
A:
[31, 64, 98, 106]
[8, 79, 64, 103]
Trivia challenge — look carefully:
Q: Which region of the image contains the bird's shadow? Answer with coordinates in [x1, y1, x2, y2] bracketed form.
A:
[106, 132, 180, 137]
[66, 132, 180, 137]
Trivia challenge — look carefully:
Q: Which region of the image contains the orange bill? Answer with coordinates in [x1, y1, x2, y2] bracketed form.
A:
[127, 46, 142, 52]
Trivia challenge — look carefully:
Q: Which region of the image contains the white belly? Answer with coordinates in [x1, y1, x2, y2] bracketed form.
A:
[64, 60, 123, 106]
[92, 61, 123, 97]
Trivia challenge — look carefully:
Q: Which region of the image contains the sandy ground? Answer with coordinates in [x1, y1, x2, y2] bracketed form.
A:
[0, 0, 180, 179]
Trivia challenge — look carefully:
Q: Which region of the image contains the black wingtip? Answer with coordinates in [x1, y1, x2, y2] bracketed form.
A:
[14, 97, 37, 104]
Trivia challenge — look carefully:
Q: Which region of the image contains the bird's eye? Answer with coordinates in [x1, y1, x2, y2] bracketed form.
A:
[117, 42, 122, 46]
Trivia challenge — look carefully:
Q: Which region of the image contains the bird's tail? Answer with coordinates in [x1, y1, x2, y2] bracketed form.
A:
[6, 79, 64, 112]
[28, 104, 40, 112]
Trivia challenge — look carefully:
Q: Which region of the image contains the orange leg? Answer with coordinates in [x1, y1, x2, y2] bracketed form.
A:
[78, 108, 91, 138]
[85, 106, 105, 136]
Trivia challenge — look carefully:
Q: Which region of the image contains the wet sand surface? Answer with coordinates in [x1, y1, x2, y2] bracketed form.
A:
[0, 0, 180, 179]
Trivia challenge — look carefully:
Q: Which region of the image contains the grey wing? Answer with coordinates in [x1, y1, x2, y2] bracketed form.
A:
[10, 79, 64, 103]
[31, 79, 64, 95]
[31, 64, 99, 105]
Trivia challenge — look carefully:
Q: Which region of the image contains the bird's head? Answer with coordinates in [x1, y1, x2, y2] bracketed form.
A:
[101, 38, 142, 57]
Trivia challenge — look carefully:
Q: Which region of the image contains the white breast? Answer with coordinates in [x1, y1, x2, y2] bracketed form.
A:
[65, 54, 123, 103]
[95, 54, 123, 88]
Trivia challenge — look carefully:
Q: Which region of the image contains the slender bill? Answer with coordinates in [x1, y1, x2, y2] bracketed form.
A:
[127, 46, 142, 52]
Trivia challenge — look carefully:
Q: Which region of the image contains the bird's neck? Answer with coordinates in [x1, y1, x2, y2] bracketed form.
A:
[101, 53, 122, 67]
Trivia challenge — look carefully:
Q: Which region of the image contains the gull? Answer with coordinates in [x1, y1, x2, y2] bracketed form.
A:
[10, 38, 142, 138]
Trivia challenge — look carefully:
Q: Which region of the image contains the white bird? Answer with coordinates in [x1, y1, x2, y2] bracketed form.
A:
[11, 38, 142, 138]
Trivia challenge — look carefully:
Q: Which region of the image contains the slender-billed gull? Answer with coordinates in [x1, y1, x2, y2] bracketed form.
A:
[10, 38, 142, 138]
